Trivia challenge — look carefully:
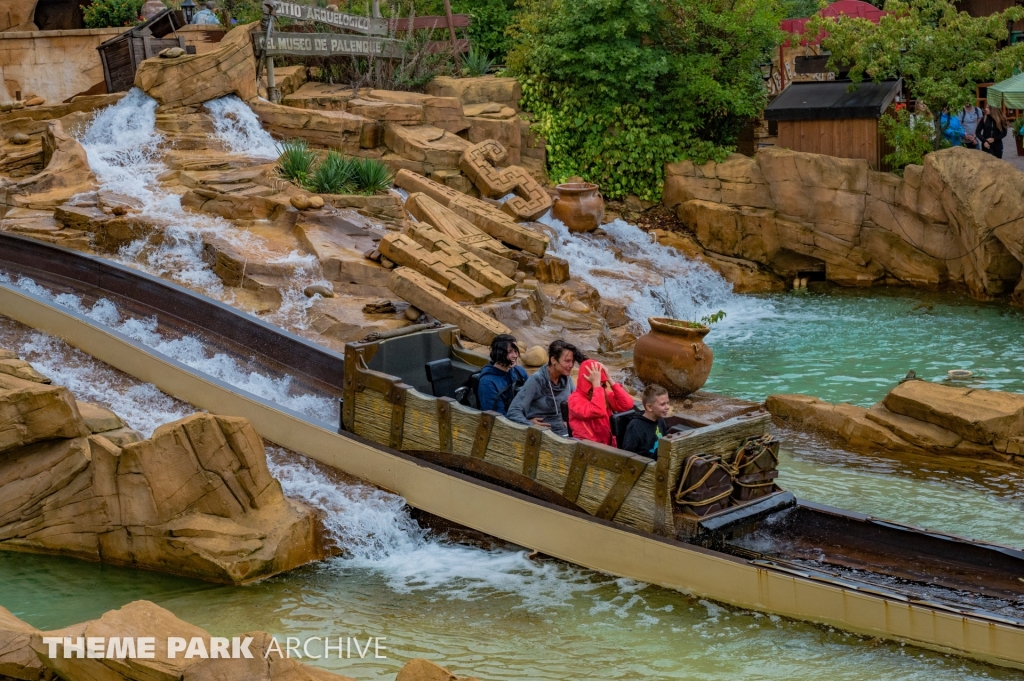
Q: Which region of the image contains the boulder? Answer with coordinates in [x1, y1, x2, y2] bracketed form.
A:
[293, 217, 392, 287]
[182, 188, 296, 225]
[663, 146, 1024, 299]
[388, 268, 511, 344]
[384, 123, 471, 169]
[0, 383, 326, 583]
[884, 381, 1024, 446]
[134, 22, 259, 110]
[0, 382, 89, 454]
[1, 0, 38, 31]
[465, 115, 521, 165]
[765, 394, 915, 453]
[0, 605, 45, 681]
[0, 356, 50, 383]
[426, 76, 522, 110]
[249, 100, 369, 153]
[0, 120, 96, 209]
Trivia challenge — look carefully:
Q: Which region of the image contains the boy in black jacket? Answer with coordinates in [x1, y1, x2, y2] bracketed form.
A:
[621, 384, 671, 459]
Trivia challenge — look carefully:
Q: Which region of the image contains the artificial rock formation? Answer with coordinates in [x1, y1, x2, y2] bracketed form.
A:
[767, 380, 1024, 463]
[0, 354, 325, 583]
[395, 169, 548, 256]
[134, 22, 258, 110]
[388, 268, 511, 344]
[0, 119, 96, 208]
[664, 147, 1024, 299]
[459, 140, 551, 221]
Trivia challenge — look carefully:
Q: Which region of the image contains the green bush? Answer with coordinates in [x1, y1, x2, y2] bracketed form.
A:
[83, 0, 145, 28]
[880, 108, 942, 175]
[276, 139, 317, 185]
[307, 150, 358, 194]
[462, 47, 496, 76]
[279, 142, 395, 195]
[413, 0, 518, 61]
[352, 157, 395, 195]
[508, 0, 785, 201]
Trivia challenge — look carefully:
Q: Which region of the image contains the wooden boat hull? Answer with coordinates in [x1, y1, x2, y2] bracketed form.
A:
[2, 278, 1023, 670]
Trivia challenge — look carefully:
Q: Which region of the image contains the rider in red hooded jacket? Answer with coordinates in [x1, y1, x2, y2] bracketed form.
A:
[568, 359, 635, 446]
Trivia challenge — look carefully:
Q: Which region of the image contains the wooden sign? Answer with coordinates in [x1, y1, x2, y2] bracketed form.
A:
[267, 1, 388, 35]
[254, 31, 406, 58]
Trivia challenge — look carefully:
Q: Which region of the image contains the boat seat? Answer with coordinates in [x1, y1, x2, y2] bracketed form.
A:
[455, 371, 481, 409]
[425, 359, 457, 399]
[610, 407, 642, 445]
[560, 400, 572, 437]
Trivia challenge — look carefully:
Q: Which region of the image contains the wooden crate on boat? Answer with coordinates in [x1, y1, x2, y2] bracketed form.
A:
[342, 336, 772, 536]
[675, 454, 732, 517]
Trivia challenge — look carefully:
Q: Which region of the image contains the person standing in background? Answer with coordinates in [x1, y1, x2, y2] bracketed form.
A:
[976, 105, 1008, 158]
[961, 102, 984, 149]
[191, 0, 221, 24]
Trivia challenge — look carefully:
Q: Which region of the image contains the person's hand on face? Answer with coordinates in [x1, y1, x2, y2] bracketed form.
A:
[585, 363, 603, 388]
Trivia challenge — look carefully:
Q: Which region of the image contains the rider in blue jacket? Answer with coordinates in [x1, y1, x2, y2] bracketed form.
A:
[476, 334, 527, 415]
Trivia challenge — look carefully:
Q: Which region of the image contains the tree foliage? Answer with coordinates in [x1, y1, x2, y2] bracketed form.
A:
[880, 108, 941, 173]
[83, 0, 144, 27]
[809, 0, 1024, 149]
[507, 0, 785, 201]
[412, 0, 518, 60]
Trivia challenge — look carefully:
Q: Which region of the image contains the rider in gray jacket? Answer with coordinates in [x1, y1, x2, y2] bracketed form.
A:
[506, 340, 582, 437]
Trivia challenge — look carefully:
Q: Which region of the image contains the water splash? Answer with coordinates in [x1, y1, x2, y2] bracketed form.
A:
[541, 214, 772, 335]
[204, 95, 280, 158]
[268, 449, 612, 609]
[0, 273, 337, 424]
[1, 328, 193, 438]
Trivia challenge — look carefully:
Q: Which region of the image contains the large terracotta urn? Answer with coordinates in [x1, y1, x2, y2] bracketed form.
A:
[633, 317, 714, 397]
[552, 182, 604, 233]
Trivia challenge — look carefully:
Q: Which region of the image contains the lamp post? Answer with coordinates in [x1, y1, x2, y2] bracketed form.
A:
[759, 60, 774, 83]
[181, 0, 196, 24]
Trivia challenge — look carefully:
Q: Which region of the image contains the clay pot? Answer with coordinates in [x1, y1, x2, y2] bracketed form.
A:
[552, 182, 604, 233]
[633, 317, 714, 397]
[141, 0, 167, 19]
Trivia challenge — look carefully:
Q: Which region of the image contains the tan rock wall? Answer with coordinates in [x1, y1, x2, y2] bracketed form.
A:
[664, 147, 1024, 299]
[0, 26, 225, 105]
[135, 22, 257, 111]
[0, 355, 326, 583]
[767, 380, 1024, 463]
[0, 27, 122, 103]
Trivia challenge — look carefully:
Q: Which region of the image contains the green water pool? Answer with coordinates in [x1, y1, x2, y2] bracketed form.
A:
[704, 285, 1024, 406]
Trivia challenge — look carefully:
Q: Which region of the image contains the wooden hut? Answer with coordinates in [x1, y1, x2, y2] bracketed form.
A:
[97, 9, 191, 94]
[764, 79, 902, 170]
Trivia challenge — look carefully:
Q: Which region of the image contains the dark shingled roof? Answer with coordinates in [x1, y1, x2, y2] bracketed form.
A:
[765, 79, 902, 121]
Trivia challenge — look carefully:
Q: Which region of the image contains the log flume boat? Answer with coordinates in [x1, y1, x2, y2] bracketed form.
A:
[1, 232, 1023, 670]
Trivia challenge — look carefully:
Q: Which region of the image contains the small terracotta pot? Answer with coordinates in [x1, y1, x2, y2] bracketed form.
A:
[552, 182, 604, 233]
[633, 317, 714, 397]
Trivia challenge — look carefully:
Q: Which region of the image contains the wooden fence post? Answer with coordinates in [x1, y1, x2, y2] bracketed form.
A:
[442, 0, 460, 68]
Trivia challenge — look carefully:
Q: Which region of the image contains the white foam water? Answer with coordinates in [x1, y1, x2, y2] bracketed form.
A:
[267, 448, 616, 610]
[7, 330, 193, 437]
[541, 214, 772, 336]
[204, 95, 280, 158]
[75, 90, 324, 329]
[0, 273, 337, 424]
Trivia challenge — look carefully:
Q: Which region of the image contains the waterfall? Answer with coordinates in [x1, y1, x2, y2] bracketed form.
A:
[541, 214, 773, 337]
[75, 89, 323, 332]
[204, 95, 280, 158]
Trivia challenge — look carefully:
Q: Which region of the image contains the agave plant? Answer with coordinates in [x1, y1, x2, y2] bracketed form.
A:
[461, 47, 495, 78]
[353, 157, 395, 195]
[307, 150, 358, 194]
[276, 139, 316, 185]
